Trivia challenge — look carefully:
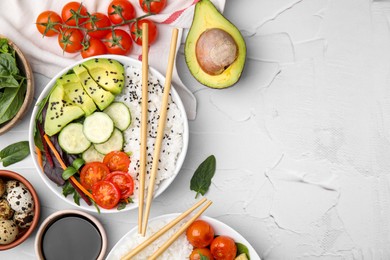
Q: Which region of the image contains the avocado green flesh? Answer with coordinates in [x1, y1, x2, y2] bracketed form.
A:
[185, 0, 246, 89]
[73, 64, 115, 110]
[57, 74, 97, 116]
[44, 84, 85, 136]
[82, 58, 125, 94]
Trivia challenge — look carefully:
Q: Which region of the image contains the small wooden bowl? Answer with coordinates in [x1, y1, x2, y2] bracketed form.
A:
[0, 36, 34, 135]
[0, 170, 40, 250]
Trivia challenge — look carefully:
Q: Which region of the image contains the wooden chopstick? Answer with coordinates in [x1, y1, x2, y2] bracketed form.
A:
[138, 22, 149, 234]
[141, 27, 179, 236]
[121, 198, 211, 260]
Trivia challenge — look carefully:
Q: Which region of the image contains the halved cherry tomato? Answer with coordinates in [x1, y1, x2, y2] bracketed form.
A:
[107, 0, 136, 25]
[85, 13, 111, 39]
[104, 29, 133, 55]
[104, 171, 134, 199]
[58, 28, 84, 53]
[210, 236, 237, 260]
[36, 11, 63, 37]
[92, 180, 121, 209]
[139, 0, 167, 14]
[81, 38, 107, 58]
[103, 151, 131, 172]
[186, 220, 215, 248]
[130, 19, 158, 46]
[80, 162, 110, 190]
[190, 248, 214, 260]
[61, 2, 88, 26]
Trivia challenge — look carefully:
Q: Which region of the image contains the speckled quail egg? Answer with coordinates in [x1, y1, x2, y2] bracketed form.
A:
[0, 178, 5, 197]
[5, 180, 19, 193]
[0, 220, 18, 245]
[0, 199, 14, 220]
[6, 183, 34, 213]
[13, 211, 34, 229]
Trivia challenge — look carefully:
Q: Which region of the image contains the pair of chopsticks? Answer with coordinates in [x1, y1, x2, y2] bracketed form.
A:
[138, 24, 180, 235]
[122, 198, 213, 260]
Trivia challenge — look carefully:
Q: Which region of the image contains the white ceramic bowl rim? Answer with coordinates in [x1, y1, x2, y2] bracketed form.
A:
[28, 55, 189, 213]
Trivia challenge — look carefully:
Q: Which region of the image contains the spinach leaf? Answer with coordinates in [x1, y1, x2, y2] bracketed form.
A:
[0, 39, 10, 53]
[0, 141, 30, 167]
[0, 53, 19, 75]
[236, 243, 250, 259]
[0, 80, 26, 124]
[190, 155, 216, 199]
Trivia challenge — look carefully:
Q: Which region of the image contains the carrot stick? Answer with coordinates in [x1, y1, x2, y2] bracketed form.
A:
[69, 177, 92, 205]
[35, 146, 43, 170]
[43, 134, 94, 200]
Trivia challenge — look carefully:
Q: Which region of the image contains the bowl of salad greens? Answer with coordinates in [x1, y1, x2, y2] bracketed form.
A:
[0, 36, 34, 135]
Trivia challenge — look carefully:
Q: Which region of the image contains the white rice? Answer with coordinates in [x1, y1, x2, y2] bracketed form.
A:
[115, 66, 184, 199]
[108, 218, 193, 260]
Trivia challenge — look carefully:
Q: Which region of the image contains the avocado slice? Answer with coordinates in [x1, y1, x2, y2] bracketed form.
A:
[185, 0, 246, 89]
[57, 74, 97, 116]
[82, 58, 125, 95]
[44, 84, 85, 136]
[73, 64, 115, 110]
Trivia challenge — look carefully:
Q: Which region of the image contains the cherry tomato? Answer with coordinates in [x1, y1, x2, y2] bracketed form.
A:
[85, 13, 111, 39]
[139, 0, 167, 14]
[36, 11, 63, 37]
[92, 180, 121, 209]
[58, 28, 84, 53]
[81, 38, 107, 58]
[130, 19, 158, 46]
[80, 162, 110, 190]
[190, 248, 214, 260]
[210, 236, 237, 260]
[107, 0, 136, 25]
[104, 171, 134, 199]
[61, 2, 88, 26]
[103, 151, 131, 172]
[186, 220, 215, 248]
[104, 29, 133, 55]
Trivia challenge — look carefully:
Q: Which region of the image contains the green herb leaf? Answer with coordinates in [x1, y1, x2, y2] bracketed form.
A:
[73, 190, 81, 205]
[199, 253, 209, 260]
[0, 39, 10, 53]
[62, 166, 77, 180]
[236, 243, 250, 259]
[0, 53, 19, 75]
[0, 141, 30, 167]
[117, 201, 127, 210]
[190, 155, 216, 199]
[62, 181, 75, 197]
[0, 80, 26, 124]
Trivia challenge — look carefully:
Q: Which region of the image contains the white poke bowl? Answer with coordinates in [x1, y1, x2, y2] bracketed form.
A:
[28, 55, 189, 213]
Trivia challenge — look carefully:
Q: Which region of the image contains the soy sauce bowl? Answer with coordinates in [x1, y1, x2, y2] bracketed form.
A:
[35, 210, 107, 260]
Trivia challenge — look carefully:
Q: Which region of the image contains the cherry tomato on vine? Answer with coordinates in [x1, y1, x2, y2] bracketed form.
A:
[80, 162, 110, 190]
[104, 171, 134, 199]
[186, 220, 215, 248]
[61, 2, 88, 26]
[92, 180, 121, 209]
[81, 38, 107, 58]
[58, 28, 84, 53]
[130, 19, 158, 46]
[85, 12, 111, 39]
[36, 11, 63, 37]
[190, 248, 214, 260]
[210, 236, 237, 260]
[139, 0, 167, 14]
[104, 29, 133, 55]
[103, 151, 131, 172]
[107, 0, 136, 25]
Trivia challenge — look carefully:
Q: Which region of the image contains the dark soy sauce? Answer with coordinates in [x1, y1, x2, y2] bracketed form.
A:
[41, 215, 102, 260]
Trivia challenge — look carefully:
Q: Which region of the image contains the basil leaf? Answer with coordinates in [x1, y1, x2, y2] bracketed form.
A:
[0, 80, 26, 124]
[236, 243, 250, 259]
[0, 141, 30, 167]
[190, 155, 216, 199]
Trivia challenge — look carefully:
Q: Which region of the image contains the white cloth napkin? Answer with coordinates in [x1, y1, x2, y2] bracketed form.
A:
[0, 0, 225, 120]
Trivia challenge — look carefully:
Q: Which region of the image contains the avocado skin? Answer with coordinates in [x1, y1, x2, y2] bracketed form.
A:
[185, 0, 246, 89]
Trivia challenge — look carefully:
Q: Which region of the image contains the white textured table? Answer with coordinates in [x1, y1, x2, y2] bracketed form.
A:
[2, 0, 390, 259]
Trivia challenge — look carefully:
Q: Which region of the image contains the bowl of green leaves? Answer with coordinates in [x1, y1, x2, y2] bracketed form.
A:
[0, 36, 34, 135]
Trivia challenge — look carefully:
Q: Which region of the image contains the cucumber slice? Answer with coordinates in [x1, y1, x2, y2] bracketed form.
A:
[83, 112, 114, 143]
[58, 123, 91, 154]
[82, 145, 105, 163]
[103, 102, 132, 131]
[94, 128, 124, 154]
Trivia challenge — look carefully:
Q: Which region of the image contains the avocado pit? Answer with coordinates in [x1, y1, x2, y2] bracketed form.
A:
[195, 28, 238, 75]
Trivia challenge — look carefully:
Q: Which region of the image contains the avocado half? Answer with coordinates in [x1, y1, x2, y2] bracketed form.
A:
[185, 0, 246, 89]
